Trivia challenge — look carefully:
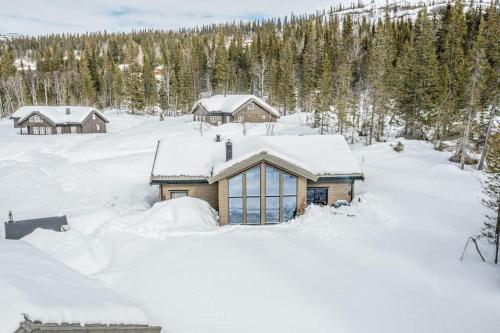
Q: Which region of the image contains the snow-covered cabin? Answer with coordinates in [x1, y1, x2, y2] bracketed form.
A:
[0, 241, 160, 333]
[191, 95, 280, 125]
[150, 135, 364, 225]
[10, 106, 109, 135]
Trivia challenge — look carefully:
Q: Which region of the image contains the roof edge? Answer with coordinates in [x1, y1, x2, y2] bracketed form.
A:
[208, 152, 318, 184]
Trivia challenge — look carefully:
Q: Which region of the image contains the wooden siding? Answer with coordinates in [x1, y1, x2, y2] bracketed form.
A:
[81, 112, 107, 133]
[192, 100, 278, 126]
[17, 111, 107, 135]
[160, 183, 219, 210]
[218, 178, 229, 225]
[232, 101, 277, 123]
[306, 181, 353, 204]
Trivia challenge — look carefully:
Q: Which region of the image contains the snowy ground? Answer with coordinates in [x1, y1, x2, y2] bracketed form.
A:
[0, 111, 499, 333]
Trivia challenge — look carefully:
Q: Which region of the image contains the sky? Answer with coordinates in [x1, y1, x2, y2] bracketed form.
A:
[0, 0, 347, 36]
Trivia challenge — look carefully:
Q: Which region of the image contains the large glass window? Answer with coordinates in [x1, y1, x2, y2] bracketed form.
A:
[227, 164, 298, 225]
[265, 166, 280, 223]
[229, 174, 244, 224]
[264, 165, 297, 223]
[282, 173, 297, 222]
[246, 166, 260, 224]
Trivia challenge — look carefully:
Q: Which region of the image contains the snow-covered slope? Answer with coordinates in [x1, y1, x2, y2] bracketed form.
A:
[1, 112, 499, 332]
[0, 241, 148, 333]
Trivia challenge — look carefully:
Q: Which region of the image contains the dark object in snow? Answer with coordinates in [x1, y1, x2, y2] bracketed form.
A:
[16, 317, 161, 333]
[393, 141, 404, 153]
[449, 148, 478, 165]
[4, 214, 68, 240]
[460, 236, 485, 262]
[225, 139, 232, 161]
[333, 200, 350, 208]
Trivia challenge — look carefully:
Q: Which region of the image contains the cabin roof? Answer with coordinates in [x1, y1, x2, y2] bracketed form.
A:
[4, 215, 68, 240]
[150, 135, 364, 184]
[191, 95, 280, 117]
[12, 106, 109, 125]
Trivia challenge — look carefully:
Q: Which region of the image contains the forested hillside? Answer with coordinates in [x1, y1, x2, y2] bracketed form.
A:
[0, 0, 498, 150]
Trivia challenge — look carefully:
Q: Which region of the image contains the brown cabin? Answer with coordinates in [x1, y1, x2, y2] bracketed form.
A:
[150, 135, 364, 226]
[10, 106, 109, 135]
[191, 95, 280, 126]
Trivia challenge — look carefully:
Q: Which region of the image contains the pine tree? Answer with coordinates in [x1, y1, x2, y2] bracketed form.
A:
[481, 132, 500, 264]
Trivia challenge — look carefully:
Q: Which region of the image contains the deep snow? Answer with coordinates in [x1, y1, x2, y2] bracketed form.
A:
[0, 111, 499, 332]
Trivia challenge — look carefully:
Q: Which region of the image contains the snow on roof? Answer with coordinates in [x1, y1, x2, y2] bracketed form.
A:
[0, 241, 148, 333]
[193, 95, 280, 117]
[151, 135, 363, 182]
[12, 106, 108, 125]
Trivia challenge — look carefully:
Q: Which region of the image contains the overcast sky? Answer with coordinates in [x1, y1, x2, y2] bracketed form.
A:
[1, 0, 347, 36]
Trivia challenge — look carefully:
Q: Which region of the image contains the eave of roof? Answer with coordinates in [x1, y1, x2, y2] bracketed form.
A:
[208, 151, 318, 184]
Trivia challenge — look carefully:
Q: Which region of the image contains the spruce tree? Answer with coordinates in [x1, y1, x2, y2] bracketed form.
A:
[481, 132, 500, 264]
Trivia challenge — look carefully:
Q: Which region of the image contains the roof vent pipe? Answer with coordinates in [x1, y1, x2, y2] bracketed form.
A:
[225, 140, 232, 161]
[215, 134, 221, 142]
[66, 107, 70, 115]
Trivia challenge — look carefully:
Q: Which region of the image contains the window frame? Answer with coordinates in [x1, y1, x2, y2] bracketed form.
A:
[96, 124, 100, 131]
[246, 103, 255, 110]
[170, 190, 188, 199]
[32, 127, 39, 135]
[227, 163, 298, 225]
[306, 187, 329, 206]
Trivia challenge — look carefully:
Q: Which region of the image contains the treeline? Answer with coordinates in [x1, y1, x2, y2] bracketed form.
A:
[0, 1, 498, 149]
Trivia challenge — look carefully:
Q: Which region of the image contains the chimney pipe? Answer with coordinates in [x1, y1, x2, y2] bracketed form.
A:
[8, 211, 13, 223]
[66, 107, 70, 115]
[225, 140, 232, 161]
[215, 134, 221, 142]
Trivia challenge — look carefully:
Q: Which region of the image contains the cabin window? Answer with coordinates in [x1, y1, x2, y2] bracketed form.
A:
[96, 124, 100, 131]
[170, 191, 188, 199]
[32, 127, 39, 135]
[209, 116, 220, 123]
[56, 127, 62, 134]
[265, 166, 280, 223]
[39, 127, 45, 135]
[247, 103, 255, 110]
[245, 166, 261, 224]
[236, 116, 245, 123]
[307, 188, 328, 206]
[228, 164, 297, 225]
[262, 115, 267, 120]
[71, 126, 77, 134]
[228, 174, 244, 224]
[30, 115, 42, 123]
[92, 114, 96, 120]
[283, 174, 297, 221]
[46, 127, 52, 135]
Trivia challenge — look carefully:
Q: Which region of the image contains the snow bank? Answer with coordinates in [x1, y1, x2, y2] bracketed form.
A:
[104, 197, 219, 238]
[23, 229, 112, 275]
[0, 241, 148, 333]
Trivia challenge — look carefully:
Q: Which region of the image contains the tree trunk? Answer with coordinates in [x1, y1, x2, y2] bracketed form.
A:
[478, 106, 496, 170]
[460, 107, 473, 170]
[369, 104, 374, 145]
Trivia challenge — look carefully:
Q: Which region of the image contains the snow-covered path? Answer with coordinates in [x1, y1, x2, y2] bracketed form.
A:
[0, 112, 498, 333]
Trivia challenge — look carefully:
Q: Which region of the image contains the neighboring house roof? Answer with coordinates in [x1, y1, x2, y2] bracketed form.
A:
[17, 319, 161, 333]
[0, 241, 149, 333]
[12, 106, 109, 125]
[4, 215, 68, 240]
[191, 95, 280, 117]
[150, 135, 364, 185]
